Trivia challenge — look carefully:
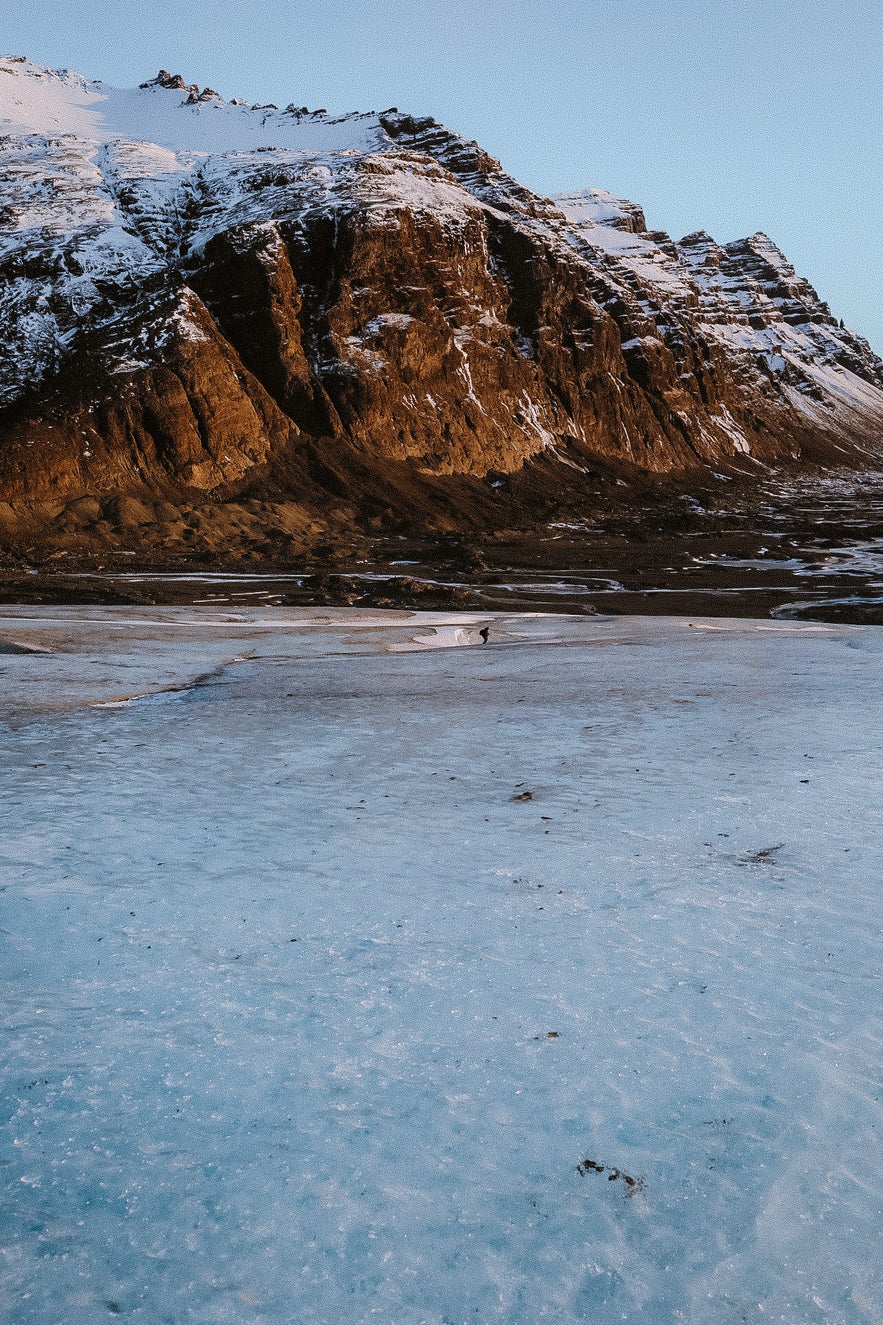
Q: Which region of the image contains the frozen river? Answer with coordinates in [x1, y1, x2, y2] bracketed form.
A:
[1, 608, 881, 1323]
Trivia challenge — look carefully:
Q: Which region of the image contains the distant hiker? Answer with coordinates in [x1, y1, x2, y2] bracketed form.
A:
[479, 626, 490, 644]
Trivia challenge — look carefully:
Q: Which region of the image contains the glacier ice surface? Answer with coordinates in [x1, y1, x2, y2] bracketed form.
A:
[1, 608, 881, 1323]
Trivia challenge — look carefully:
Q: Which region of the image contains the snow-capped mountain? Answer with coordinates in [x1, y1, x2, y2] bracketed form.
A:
[1, 57, 882, 555]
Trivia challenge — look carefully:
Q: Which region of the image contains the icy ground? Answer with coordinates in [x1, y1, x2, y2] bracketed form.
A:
[1, 608, 881, 1324]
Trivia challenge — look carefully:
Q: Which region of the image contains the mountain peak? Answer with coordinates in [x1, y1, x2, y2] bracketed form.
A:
[1, 56, 882, 562]
[0, 56, 383, 153]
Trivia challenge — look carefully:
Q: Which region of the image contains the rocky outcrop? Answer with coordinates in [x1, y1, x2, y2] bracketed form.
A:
[1, 58, 882, 559]
[139, 70, 200, 93]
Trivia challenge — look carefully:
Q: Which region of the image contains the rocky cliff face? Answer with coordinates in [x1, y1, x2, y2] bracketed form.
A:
[1, 57, 882, 559]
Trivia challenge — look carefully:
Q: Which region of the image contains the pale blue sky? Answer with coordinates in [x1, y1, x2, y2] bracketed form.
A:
[5, 0, 882, 348]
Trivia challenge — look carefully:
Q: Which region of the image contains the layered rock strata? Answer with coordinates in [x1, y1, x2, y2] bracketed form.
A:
[1, 58, 882, 557]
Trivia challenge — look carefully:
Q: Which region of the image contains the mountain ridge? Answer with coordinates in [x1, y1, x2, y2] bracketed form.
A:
[1, 57, 882, 561]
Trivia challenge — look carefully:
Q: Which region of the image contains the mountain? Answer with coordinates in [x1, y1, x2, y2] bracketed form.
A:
[1, 57, 882, 560]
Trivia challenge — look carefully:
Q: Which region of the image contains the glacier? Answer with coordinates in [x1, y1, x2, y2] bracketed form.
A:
[1, 607, 881, 1323]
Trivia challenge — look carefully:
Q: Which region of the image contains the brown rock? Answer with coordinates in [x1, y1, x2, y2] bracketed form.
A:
[1, 80, 882, 561]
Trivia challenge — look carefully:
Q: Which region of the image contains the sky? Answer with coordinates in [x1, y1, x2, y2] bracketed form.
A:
[4, 0, 882, 350]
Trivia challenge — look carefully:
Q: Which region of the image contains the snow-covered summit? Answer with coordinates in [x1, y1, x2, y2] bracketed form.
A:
[0, 56, 383, 153]
[0, 58, 404, 408]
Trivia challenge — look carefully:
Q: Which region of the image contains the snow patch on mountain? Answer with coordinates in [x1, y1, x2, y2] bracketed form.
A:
[0, 56, 385, 153]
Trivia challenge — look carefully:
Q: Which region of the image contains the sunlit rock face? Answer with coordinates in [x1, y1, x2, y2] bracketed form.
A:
[1, 58, 882, 554]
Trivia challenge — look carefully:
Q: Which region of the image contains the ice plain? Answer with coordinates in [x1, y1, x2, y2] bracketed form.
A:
[1, 607, 882, 1324]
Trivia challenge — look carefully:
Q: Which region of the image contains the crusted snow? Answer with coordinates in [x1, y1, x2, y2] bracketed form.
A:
[0, 57, 384, 153]
[554, 188, 644, 232]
